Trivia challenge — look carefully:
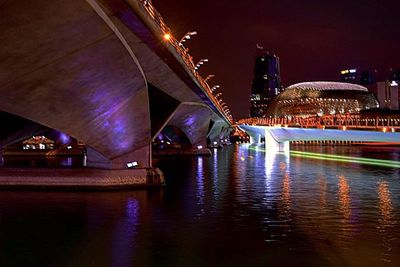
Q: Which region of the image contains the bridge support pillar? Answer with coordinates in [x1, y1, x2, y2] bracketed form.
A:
[264, 129, 289, 153]
[81, 146, 164, 187]
[85, 146, 112, 169]
[249, 134, 260, 145]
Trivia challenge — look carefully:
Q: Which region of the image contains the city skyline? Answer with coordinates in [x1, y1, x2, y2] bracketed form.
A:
[155, 0, 400, 118]
[1, 2, 400, 266]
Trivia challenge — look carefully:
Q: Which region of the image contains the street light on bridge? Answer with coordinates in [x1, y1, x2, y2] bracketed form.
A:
[204, 74, 215, 83]
[163, 33, 172, 41]
[194, 59, 208, 70]
[179, 31, 197, 46]
[211, 85, 220, 92]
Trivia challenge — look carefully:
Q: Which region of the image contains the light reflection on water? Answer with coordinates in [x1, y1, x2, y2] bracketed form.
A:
[195, 156, 205, 218]
[0, 144, 399, 266]
[378, 180, 396, 263]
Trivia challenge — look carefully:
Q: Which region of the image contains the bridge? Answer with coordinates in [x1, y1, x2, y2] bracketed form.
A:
[238, 115, 400, 152]
[0, 0, 232, 186]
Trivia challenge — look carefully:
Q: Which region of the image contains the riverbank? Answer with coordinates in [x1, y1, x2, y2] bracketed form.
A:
[0, 167, 165, 190]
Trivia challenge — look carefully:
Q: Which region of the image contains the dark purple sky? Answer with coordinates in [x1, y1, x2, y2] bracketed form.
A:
[154, 0, 400, 119]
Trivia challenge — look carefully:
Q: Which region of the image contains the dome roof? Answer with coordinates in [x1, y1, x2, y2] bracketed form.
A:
[265, 81, 379, 117]
[286, 82, 368, 92]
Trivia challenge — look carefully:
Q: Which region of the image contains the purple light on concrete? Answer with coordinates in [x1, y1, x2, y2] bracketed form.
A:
[83, 74, 141, 154]
[112, 117, 132, 150]
[186, 115, 196, 126]
[89, 87, 136, 152]
[157, 132, 164, 141]
[59, 132, 70, 145]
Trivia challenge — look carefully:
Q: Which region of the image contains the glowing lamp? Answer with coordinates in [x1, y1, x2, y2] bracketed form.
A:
[163, 33, 171, 40]
[127, 161, 139, 168]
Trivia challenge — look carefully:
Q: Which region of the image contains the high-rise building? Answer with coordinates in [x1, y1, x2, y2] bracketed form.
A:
[340, 68, 358, 83]
[338, 67, 399, 110]
[389, 68, 400, 82]
[359, 70, 377, 86]
[368, 81, 399, 110]
[250, 46, 281, 117]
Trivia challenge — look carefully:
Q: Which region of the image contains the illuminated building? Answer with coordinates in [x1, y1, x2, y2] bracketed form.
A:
[267, 81, 379, 116]
[230, 127, 250, 144]
[22, 136, 54, 150]
[358, 68, 400, 110]
[340, 68, 358, 83]
[250, 46, 281, 117]
[368, 80, 399, 110]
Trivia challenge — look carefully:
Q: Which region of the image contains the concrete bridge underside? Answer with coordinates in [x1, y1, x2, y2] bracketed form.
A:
[239, 125, 400, 152]
[0, 0, 230, 177]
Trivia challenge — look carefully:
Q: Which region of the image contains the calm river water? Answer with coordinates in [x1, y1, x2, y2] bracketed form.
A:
[0, 144, 399, 266]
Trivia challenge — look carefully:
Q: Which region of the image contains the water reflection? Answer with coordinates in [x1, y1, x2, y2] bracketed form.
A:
[264, 151, 276, 192]
[60, 157, 73, 167]
[212, 149, 219, 202]
[280, 171, 291, 225]
[196, 156, 205, 218]
[378, 181, 393, 225]
[1, 145, 400, 266]
[337, 174, 353, 247]
[338, 175, 351, 221]
[111, 198, 140, 267]
[318, 175, 327, 207]
[377, 180, 396, 263]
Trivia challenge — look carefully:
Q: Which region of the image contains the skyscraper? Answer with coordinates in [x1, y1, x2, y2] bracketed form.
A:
[359, 70, 377, 86]
[340, 68, 358, 83]
[250, 46, 281, 117]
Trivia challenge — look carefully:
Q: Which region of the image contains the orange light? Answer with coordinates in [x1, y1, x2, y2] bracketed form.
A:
[163, 33, 171, 40]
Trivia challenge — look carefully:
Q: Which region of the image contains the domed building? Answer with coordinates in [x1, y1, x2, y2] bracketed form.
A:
[266, 81, 379, 117]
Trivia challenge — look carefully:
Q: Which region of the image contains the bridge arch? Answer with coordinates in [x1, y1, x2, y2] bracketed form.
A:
[152, 102, 214, 148]
[0, 0, 152, 169]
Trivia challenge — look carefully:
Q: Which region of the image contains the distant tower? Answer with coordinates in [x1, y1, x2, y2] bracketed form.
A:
[389, 68, 400, 82]
[359, 70, 377, 86]
[340, 68, 358, 83]
[250, 45, 281, 117]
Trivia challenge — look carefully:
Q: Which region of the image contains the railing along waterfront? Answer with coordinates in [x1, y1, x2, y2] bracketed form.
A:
[238, 115, 400, 132]
[138, 0, 232, 123]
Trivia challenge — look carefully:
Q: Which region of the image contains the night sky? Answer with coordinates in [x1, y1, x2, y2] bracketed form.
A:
[154, 0, 400, 119]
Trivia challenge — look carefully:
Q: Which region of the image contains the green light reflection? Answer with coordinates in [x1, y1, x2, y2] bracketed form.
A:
[247, 145, 400, 168]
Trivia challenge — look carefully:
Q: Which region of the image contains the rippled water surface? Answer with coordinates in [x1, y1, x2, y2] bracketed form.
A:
[0, 145, 399, 266]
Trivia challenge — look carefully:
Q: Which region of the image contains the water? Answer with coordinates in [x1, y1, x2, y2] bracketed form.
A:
[0, 145, 399, 266]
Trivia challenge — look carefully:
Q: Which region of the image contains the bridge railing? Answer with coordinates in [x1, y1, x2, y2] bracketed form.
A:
[138, 0, 232, 123]
[237, 115, 400, 132]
